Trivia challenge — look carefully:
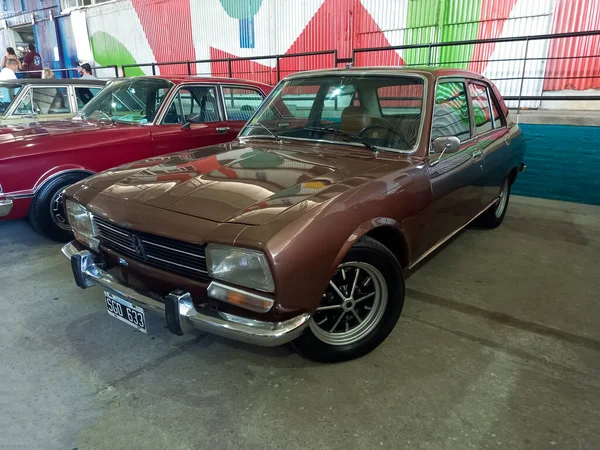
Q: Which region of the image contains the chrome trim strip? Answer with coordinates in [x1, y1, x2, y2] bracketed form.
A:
[142, 240, 205, 258]
[6, 193, 34, 200]
[99, 234, 135, 252]
[62, 242, 310, 347]
[146, 254, 208, 274]
[408, 197, 500, 270]
[95, 221, 129, 236]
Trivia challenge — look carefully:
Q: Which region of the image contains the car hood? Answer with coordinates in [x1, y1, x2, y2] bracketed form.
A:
[0, 119, 123, 144]
[83, 140, 405, 226]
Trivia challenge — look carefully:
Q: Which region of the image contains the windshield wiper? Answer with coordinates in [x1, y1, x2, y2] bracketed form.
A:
[245, 123, 281, 143]
[304, 126, 379, 155]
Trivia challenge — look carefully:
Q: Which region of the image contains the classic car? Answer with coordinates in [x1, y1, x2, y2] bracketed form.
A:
[0, 75, 271, 240]
[61, 68, 526, 362]
[0, 78, 106, 124]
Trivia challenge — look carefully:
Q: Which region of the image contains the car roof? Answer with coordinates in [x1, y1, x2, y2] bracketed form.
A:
[0, 78, 107, 86]
[127, 75, 272, 90]
[282, 66, 486, 81]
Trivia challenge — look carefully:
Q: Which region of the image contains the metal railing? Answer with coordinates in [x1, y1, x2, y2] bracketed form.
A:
[17, 65, 120, 79]
[111, 30, 599, 109]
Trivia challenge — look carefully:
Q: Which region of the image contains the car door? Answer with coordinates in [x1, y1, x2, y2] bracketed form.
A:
[467, 81, 512, 207]
[220, 85, 267, 135]
[150, 84, 233, 156]
[420, 79, 484, 256]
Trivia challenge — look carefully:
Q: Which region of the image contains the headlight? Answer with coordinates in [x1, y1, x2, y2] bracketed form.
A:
[65, 200, 99, 250]
[205, 244, 275, 293]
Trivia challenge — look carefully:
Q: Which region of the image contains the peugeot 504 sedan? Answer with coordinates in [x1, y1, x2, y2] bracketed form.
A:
[61, 67, 525, 362]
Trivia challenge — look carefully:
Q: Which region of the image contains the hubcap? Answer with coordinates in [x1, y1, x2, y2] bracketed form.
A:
[495, 179, 509, 219]
[50, 188, 70, 230]
[310, 261, 387, 346]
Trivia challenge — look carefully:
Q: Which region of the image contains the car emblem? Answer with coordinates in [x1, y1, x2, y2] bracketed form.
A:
[129, 234, 145, 258]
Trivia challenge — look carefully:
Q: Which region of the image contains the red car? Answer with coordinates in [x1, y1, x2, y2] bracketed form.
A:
[0, 76, 271, 240]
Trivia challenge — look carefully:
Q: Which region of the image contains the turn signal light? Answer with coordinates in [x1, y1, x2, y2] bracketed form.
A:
[207, 281, 274, 313]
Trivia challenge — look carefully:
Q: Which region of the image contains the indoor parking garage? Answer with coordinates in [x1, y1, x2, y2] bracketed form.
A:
[0, 1, 599, 449]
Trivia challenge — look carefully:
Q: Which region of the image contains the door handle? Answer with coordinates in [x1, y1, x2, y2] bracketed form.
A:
[216, 127, 230, 134]
[472, 149, 482, 158]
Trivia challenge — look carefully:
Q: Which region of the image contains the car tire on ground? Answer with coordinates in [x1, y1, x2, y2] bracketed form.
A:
[478, 176, 511, 229]
[292, 236, 405, 363]
[28, 172, 89, 241]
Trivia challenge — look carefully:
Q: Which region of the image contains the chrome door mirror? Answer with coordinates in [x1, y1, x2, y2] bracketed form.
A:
[430, 136, 460, 165]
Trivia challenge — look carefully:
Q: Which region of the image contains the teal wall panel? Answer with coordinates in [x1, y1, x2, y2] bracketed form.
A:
[512, 124, 600, 206]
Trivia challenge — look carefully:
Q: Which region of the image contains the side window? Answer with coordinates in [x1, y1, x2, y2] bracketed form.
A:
[75, 87, 102, 108]
[13, 91, 33, 115]
[488, 88, 506, 129]
[34, 88, 70, 114]
[431, 81, 471, 144]
[222, 87, 264, 121]
[468, 83, 493, 135]
[163, 86, 220, 124]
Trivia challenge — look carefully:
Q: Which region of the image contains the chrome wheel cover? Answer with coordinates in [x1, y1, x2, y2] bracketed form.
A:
[495, 179, 509, 219]
[310, 261, 387, 346]
[49, 188, 70, 230]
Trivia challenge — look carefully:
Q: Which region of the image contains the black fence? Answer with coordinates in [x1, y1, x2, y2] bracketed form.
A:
[24, 65, 120, 79]
[106, 30, 600, 109]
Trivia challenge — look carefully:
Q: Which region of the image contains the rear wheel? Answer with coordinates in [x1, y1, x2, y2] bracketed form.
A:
[478, 177, 511, 229]
[292, 237, 404, 363]
[28, 173, 89, 241]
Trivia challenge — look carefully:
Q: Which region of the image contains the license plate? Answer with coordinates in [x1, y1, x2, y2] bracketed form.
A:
[104, 291, 147, 333]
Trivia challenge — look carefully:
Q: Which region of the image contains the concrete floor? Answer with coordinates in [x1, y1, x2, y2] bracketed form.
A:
[1, 195, 599, 450]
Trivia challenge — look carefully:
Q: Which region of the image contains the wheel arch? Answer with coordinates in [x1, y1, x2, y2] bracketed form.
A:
[332, 218, 411, 274]
[33, 166, 95, 195]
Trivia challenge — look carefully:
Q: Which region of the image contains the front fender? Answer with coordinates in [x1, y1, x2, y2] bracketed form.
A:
[33, 165, 95, 191]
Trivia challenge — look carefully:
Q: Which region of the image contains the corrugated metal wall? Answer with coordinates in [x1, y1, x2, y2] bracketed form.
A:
[48, 0, 600, 100]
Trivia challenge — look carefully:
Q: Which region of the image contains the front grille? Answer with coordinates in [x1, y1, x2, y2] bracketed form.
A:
[94, 217, 210, 282]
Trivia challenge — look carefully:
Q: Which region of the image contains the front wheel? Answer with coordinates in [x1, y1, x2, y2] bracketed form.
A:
[28, 173, 88, 241]
[292, 237, 405, 363]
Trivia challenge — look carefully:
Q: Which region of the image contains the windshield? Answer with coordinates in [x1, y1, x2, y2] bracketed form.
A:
[0, 83, 22, 116]
[241, 75, 425, 152]
[79, 78, 173, 124]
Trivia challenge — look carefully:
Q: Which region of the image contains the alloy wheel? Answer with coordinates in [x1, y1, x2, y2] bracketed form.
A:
[49, 189, 70, 230]
[310, 261, 388, 346]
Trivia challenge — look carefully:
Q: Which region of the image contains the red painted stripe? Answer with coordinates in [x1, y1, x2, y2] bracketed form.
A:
[468, 0, 518, 74]
[210, 0, 402, 83]
[131, 0, 196, 75]
[543, 0, 600, 91]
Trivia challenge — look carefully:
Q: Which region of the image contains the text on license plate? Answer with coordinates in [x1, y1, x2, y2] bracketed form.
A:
[104, 291, 147, 333]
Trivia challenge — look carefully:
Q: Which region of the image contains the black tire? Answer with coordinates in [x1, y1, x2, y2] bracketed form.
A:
[292, 236, 405, 363]
[477, 177, 511, 229]
[28, 173, 89, 241]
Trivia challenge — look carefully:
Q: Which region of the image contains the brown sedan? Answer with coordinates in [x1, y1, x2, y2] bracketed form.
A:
[61, 68, 525, 362]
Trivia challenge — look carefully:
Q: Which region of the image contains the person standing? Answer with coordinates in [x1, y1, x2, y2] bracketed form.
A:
[77, 62, 96, 79]
[1, 48, 22, 70]
[0, 59, 19, 80]
[22, 44, 42, 78]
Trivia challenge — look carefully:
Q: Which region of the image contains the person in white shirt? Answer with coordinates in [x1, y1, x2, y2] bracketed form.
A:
[0, 59, 19, 80]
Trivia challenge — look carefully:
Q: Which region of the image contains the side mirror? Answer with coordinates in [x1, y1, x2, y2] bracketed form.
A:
[432, 136, 460, 155]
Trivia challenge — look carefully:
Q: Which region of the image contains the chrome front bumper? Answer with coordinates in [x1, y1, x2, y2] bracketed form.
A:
[62, 241, 311, 347]
[0, 198, 13, 217]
